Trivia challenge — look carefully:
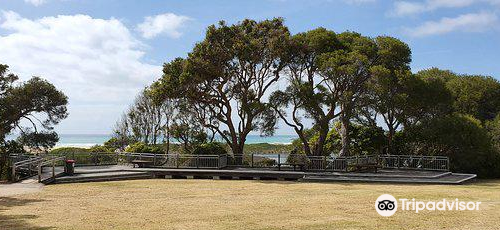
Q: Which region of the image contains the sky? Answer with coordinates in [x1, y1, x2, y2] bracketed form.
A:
[0, 0, 499, 135]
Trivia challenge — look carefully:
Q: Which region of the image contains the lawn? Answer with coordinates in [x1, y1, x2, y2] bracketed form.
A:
[1, 179, 499, 230]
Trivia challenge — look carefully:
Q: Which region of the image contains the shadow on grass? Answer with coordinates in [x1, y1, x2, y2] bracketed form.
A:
[0, 197, 53, 230]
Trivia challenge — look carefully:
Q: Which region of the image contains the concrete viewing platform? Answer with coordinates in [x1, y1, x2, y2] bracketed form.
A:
[49, 165, 477, 185]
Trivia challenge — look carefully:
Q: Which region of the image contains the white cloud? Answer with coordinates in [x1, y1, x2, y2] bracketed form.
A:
[391, 0, 500, 16]
[24, 0, 46, 6]
[0, 11, 162, 133]
[405, 12, 498, 36]
[137, 13, 190, 39]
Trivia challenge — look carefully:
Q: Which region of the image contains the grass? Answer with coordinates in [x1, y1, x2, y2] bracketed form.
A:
[1, 179, 499, 230]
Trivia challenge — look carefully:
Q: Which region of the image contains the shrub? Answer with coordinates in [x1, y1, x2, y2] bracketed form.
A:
[89, 145, 114, 153]
[125, 142, 164, 154]
[395, 114, 500, 178]
[192, 142, 227, 155]
[50, 147, 90, 155]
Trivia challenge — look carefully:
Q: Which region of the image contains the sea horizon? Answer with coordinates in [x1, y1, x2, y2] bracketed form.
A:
[50, 133, 297, 148]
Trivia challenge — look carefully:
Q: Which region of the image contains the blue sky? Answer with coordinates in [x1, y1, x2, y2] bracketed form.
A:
[1, 0, 499, 135]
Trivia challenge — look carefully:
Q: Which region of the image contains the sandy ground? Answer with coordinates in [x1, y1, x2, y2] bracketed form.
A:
[1, 179, 499, 230]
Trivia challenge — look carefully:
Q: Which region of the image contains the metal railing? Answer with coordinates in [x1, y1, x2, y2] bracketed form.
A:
[11, 154, 65, 182]
[121, 153, 227, 169]
[226, 154, 449, 172]
[379, 155, 449, 171]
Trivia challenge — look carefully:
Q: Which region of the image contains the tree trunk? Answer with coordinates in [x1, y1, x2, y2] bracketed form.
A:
[387, 126, 395, 155]
[339, 113, 351, 157]
[313, 122, 329, 156]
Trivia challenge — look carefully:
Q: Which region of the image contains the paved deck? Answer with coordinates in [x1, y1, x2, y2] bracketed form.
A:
[50, 165, 477, 185]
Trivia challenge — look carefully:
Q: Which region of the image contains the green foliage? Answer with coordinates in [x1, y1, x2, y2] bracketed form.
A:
[104, 137, 132, 151]
[49, 147, 90, 155]
[447, 75, 500, 121]
[294, 124, 386, 156]
[192, 142, 227, 155]
[89, 145, 114, 153]
[125, 142, 164, 154]
[244, 143, 294, 154]
[395, 114, 500, 178]
[486, 114, 500, 151]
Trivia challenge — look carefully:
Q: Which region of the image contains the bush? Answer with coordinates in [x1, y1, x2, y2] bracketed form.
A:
[192, 142, 227, 155]
[125, 142, 164, 154]
[395, 114, 500, 178]
[50, 147, 90, 155]
[89, 145, 114, 153]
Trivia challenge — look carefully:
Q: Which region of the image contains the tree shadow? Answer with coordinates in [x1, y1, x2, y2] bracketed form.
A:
[0, 197, 53, 229]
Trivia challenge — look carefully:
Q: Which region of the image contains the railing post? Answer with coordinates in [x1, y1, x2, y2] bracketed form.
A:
[278, 154, 280, 165]
[37, 162, 42, 183]
[176, 154, 180, 168]
[11, 163, 16, 182]
[446, 157, 450, 172]
[251, 153, 254, 168]
[116, 152, 119, 165]
[324, 156, 327, 171]
[196, 155, 199, 169]
[153, 153, 157, 166]
[52, 158, 55, 178]
[397, 155, 400, 169]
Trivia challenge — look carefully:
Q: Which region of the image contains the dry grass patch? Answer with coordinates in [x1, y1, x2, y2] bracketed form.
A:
[1, 179, 499, 229]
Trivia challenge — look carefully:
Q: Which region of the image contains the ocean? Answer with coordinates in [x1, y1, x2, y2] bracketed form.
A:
[54, 134, 297, 148]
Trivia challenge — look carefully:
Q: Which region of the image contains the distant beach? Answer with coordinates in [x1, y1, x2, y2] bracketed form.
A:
[53, 134, 297, 148]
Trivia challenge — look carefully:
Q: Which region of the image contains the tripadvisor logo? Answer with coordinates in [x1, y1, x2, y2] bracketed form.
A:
[375, 194, 397, 216]
[375, 194, 481, 217]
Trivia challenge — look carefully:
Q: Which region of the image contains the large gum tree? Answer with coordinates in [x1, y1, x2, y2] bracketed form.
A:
[152, 18, 290, 160]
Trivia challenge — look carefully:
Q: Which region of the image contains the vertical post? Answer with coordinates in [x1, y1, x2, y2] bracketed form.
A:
[52, 158, 55, 178]
[116, 152, 119, 165]
[446, 157, 450, 172]
[324, 156, 327, 171]
[176, 154, 179, 168]
[278, 154, 280, 165]
[251, 153, 254, 168]
[196, 155, 199, 169]
[11, 164, 16, 182]
[37, 162, 42, 183]
[397, 155, 400, 169]
[153, 153, 157, 166]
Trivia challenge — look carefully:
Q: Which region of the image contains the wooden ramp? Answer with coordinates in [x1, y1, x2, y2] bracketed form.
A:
[50, 166, 477, 185]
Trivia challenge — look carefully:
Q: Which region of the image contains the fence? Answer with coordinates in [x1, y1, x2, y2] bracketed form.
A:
[379, 155, 449, 171]
[9, 152, 450, 181]
[121, 153, 227, 169]
[226, 154, 449, 172]
[11, 154, 65, 182]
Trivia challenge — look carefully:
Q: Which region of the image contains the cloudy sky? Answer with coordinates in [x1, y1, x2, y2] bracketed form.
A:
[1, 0, 499, 135]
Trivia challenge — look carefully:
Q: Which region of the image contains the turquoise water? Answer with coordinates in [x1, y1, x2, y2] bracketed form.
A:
[55, 134, 297, 148]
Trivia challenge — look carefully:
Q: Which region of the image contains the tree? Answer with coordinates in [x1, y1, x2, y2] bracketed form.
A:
[447, 75, 500, 122]
[268, 28, 341, 156]
[355, 36, 412, 154]
[0, 64, 68, 179]
[403, 70, 454, 127]
[153, 19, 290, 161]
[316, 32, 379, 156]
[395, 114, 500, 178]
[486, 114, 500, 151]
[0, 64, 68, 148]
[416, 68, 500, 122]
